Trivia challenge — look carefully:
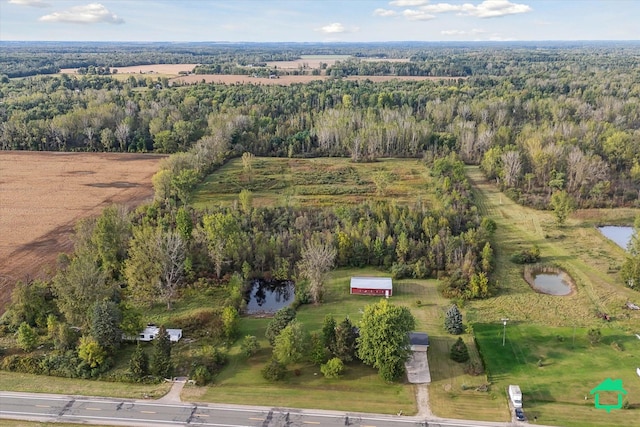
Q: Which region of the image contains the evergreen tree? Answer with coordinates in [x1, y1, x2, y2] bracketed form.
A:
[89, 300, 122, 350]
[334, 317, 357, 362]
[150, 326, 173, 378]
[444, 304, 464, 335]
[129, 342, 149, 379]
[321, 314, 337, 354]
[450, 337, 470, 363]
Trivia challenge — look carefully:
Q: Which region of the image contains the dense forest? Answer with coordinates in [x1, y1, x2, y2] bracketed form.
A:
[2, 42, 640, 208]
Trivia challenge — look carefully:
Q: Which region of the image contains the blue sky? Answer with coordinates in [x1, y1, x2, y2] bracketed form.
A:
[1, 0, 638, 42]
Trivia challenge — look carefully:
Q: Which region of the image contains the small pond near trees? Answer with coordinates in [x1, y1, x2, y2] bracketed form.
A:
[244, 279, 295, 314]
[532, 273, 573, 296]
[598, 226, 634, 250]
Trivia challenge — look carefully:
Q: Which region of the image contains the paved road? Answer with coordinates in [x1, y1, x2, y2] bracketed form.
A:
[0, 391, 545, 427]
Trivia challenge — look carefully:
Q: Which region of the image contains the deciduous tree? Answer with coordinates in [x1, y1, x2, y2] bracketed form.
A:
[273, 320, 307, 366]
[297, 238, 336, 304]
[357, 299, 415, 382]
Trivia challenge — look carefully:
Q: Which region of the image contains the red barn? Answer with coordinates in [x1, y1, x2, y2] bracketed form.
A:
[350, 277, 393, 297]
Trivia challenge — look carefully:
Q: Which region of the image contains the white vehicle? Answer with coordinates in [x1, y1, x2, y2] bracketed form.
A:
[508, 385, 523, 408]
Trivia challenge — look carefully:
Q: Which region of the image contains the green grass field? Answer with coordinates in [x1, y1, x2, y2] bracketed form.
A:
[465, 165, 640, 426]
[180, 267, 504, 419]
[475, 323, 640, 427]
[192, 157, 435, 209]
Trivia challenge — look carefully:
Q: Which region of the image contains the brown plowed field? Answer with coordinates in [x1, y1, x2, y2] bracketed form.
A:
[0, 152, 165, 313]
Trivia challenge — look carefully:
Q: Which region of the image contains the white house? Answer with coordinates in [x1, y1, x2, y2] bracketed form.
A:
[136, 326, 182, 343]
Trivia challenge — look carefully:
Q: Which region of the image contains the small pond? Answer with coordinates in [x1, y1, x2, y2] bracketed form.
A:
[532, 273, 573, 296]
[598, 226, 634, 250]
[244, 279, 295, 314]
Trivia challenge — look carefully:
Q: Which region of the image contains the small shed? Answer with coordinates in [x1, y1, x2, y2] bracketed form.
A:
[350, 277, 393, 297]
[138, 326, 182, 343]
[409, 332, 430, 352]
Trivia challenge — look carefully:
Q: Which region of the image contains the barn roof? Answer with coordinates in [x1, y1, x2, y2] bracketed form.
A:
[350, 277, 393, 290]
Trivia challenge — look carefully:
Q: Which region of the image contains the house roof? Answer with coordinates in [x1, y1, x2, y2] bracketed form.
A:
[590, 378, 627, 394]
[409, 332, 429, 346]
[143, 326, 182, 337]
[350, 277, 392, 290]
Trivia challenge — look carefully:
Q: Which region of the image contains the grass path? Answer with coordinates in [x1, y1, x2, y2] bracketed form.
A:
[466, 166, 639, 328]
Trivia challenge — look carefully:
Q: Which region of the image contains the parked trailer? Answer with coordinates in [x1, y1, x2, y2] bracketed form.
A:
[509, 384, 523, 408]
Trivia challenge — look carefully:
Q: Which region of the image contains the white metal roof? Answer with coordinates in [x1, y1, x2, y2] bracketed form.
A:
[350, 277, 393, 290]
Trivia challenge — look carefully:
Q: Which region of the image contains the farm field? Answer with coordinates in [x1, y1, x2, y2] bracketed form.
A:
[60, 63, 199, 76]
[192, 156, 435, 209]
[0, 152, 165, 312]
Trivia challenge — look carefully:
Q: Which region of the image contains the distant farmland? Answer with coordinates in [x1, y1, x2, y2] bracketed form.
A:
[0, 152, 165, 312]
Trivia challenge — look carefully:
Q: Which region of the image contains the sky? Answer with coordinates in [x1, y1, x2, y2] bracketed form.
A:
[1, 0, 638, 42]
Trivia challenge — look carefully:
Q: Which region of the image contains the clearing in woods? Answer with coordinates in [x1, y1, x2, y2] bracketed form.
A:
[0, 152, 165, 313]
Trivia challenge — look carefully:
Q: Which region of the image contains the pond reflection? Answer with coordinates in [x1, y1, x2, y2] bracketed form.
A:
[245, 279, 295, 314]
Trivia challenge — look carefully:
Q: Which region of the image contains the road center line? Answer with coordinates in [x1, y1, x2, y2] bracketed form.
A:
[303, 422, 321, 425]
[85, 407, 102, 411]
[140, 410, 156, 414]
[249, 417, 264, 421]
[35, 405, 50, 408]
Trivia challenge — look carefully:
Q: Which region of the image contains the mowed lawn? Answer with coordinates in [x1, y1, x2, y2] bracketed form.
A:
[192, 157, 435, 208]
[465, 165, 640, 426]
[181, 267, 506, 420]
[475, 323, 640, 427]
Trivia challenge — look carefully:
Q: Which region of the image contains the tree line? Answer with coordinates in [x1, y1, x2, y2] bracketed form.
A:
[2, 44, 640, 208]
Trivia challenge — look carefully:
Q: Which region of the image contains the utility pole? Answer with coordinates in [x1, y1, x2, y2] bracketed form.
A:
[501, 318, 509, 346]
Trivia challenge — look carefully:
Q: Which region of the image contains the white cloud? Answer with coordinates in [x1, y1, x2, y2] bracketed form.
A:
[373, 8, 397, 17]
[39, 3, 124, 24]
[402, 9, 435, 21]
[9, 0, 50, 7]
[441, 29, 467, 35]
[389, 0, 430, 6]
[421, 1, 532, 18]
[441, 28, 487, 36]
[318, 22, 346, 33]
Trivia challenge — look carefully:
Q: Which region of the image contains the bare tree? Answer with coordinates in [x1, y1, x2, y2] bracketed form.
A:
[501, 150, 522, 188]
[297, 238, 336, 304]
[157, 230, 186, 310]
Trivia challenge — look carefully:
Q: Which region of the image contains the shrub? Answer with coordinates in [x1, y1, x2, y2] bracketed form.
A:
[588, 328, 602, 345]
[390, 263, 412, 280]
[241, 335, 259, 357]
[510, 246, 541, 264]
[261, 357, 286, 381]
[190, 364, 213, 386]
[450, 337, 470, 363]
[16, 322, 38, 352]
[320, 357, 344, 379]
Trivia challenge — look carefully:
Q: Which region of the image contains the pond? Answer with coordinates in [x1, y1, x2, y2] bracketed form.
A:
[244, 279, 295, 314]
[532, 273, 573, 296]
[598, 226, 634, 250]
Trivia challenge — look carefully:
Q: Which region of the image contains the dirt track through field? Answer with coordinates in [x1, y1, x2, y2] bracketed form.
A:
[0, 152, 165, 313]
